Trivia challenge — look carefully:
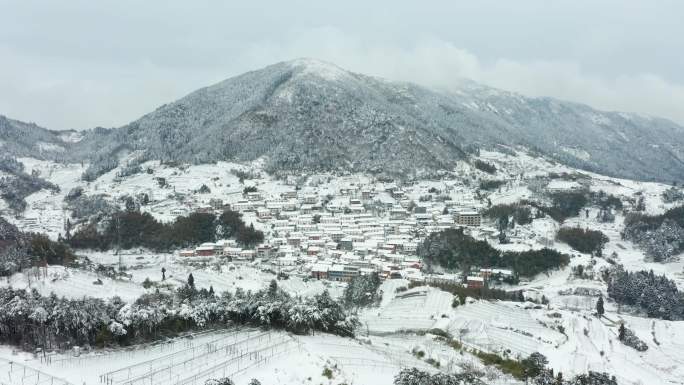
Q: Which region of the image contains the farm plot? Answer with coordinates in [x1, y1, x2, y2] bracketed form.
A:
[102, 328, 295, 385]
[360, 288, 453, 334]
[43, 328, 228, 370]
[299, 334, 433, 385]
[167, 266, 269, 295]
[451, 302, 554, 337]
[448, 302, 564, 356]
[0, 357, 73, 385]
[0, 267, 145, 302]
[277, 277, 344, 298]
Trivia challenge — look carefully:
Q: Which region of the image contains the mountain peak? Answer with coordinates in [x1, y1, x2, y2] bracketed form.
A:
[284, 57, 351, 81]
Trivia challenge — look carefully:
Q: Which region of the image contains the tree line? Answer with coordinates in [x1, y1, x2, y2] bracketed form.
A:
[524, 190, 588, 222]
[556, 227, 608, 255]
[394, 351, 618, 384]
[484, 203, 534, 226]
[418, 228, 569, 277]
[472, 159, 497, 174]
[622, 206, 684, 262]
[0, 217, 75, 277]
[69, 208, 264, 252]
[0, 279, 357, 351]
[408, 281, 525, 303]
[606, 264, 684, 320]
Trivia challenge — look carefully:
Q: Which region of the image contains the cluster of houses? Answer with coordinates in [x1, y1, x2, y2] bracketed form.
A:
[177, 181, 492, 285]
[465, 268, 515, 288]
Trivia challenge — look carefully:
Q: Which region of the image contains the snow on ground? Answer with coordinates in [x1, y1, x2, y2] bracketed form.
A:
[2, 151, 684, 384]
[0, 266, 145, 302]
[360, 286, 453, 334]
[0, 328, 435, 385]
[82, 249, 346, 299]
[6, 158, 87, 239]
[449, 301, 565, 356]
[562, 210, 684, 289]
[535, 309, 684, 385]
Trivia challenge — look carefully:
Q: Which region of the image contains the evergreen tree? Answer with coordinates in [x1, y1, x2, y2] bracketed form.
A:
[124, 196, 137, 212]
[618, 323, 626, 341]
[517, 290, 525, 302]
[522, 352, 548, 379]
[607, 264, 683, 320]
[343, 273, 382, 309]
[161, 267, 166, 281]
[497, 215, 509, 231]
[268, 280, 278, 297]
[596, 296, 604, 318]
[65, 219, 72, 241]
[187, 273, 195, 290]
[556, 372, 563, 385]
[498, 230, 508, 244]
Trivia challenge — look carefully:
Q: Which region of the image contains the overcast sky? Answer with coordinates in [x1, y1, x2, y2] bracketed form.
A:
[1, 0, 683, 130]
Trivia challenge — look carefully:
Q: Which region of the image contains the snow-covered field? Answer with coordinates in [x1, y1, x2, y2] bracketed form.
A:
[0, 328, 436, 385]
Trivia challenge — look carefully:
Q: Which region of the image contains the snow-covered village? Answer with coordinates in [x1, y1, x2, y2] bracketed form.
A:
[1, 146, 684, 385]
[2, 3, 684, 385]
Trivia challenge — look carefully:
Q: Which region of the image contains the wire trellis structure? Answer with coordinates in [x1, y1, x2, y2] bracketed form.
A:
[42, 328, 228, 368]
[0, 358, 74, 385]
[100, 329, 298, 385]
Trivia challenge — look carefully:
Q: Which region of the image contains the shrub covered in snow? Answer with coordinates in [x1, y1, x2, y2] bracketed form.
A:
[394, 359, 618, 384]
[619, 325, 648, 351]
[204, 378, 234, 385]
[565, 371, 618, 385]
[394, 367, 485, 385]
[556, 227, 608, 255]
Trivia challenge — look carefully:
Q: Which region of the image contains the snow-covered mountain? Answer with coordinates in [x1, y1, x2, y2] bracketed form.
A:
[4, 58, 684, 182]
[0, 115, 73, 160]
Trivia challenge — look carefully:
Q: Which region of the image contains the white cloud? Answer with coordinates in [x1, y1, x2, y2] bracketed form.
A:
[240, 31, 684, 125]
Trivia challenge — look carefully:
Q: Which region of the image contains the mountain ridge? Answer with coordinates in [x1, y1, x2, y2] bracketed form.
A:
[3, 58, 684, 182]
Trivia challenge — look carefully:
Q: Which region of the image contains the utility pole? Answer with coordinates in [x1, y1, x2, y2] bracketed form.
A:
[116, 216, 122, 271]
